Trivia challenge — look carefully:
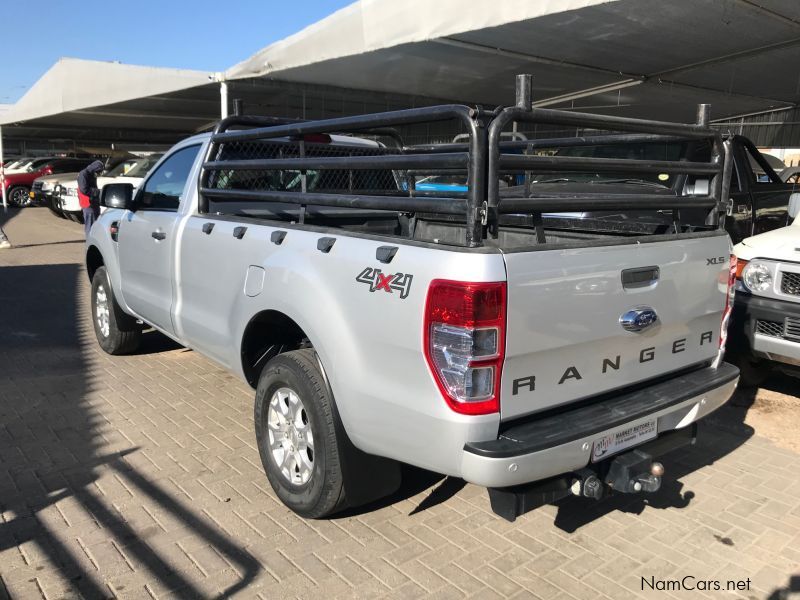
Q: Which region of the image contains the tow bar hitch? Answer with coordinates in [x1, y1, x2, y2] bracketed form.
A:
[488, 425, 695, 522]
[569, 450, 664, 501]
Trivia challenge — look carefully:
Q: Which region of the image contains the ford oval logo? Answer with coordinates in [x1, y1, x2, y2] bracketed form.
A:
[620, 307, 659, 333]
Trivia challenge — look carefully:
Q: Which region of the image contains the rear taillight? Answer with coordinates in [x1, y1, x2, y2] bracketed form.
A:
[718, 254, 737, 353]
[423, 280, 506, 415]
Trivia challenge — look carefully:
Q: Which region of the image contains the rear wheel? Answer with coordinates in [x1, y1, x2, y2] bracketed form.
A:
[255, 349, 348, 518]
[91, 266, 142, 355]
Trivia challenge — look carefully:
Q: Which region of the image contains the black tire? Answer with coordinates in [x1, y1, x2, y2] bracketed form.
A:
[7, 186, 29, 207]
[255, 349, 348, 518]
[90, 266, 142, 355]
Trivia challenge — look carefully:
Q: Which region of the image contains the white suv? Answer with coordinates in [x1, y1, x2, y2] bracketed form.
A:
[729, 194, 800, 384]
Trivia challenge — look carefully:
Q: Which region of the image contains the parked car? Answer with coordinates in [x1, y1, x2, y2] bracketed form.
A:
[85, 98, 739, 521]
[2, 157, 96, 207]
[56, 154, 163, 222]
[97, 153, 163, 188]
[31, 172, 80, 215]
[1, 157, 42, 174]
[728, 194, 800, 385]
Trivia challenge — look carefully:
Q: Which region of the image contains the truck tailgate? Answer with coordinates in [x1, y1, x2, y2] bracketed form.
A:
[500, 232, 731, 421]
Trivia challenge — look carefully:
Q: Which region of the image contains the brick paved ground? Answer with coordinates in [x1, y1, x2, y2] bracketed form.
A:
[1, 207, 799, 600]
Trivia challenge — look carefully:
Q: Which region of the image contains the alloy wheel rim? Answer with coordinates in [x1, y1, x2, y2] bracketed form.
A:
[11, 189, 27, 206]
[267, 387, 314, 486]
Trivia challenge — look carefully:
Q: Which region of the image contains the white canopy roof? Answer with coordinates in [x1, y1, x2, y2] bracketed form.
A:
[0, 58, 216, 128]
[227, 0, 800, 123]
[2, 0, 799, 147]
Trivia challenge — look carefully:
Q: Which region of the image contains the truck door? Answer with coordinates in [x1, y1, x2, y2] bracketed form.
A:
[118, 145, 201, 335]
[740, 141, 790, 236]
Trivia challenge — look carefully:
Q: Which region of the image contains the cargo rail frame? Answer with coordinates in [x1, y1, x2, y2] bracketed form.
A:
[198, 74, 730, 248]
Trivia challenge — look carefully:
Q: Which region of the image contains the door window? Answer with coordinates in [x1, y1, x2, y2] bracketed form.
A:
[138, 145, 201, 211]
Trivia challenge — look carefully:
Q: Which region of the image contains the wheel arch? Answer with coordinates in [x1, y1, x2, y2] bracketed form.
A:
[240, 309, 316, 388]
[86, 245, 104, 282]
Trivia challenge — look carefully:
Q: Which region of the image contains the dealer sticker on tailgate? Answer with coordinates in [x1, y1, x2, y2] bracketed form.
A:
[591, 418, 658, 462]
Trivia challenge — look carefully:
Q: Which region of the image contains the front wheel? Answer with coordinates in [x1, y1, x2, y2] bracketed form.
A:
[8, 186, 30, 207]
[91, 266, 142, 355]
[255, 349, 348, 518]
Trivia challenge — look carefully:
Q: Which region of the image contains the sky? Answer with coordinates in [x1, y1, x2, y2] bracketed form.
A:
[0, 0, 354, 104]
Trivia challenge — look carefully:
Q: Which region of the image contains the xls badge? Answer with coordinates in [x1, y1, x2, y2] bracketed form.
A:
[356, 268, 413, 299]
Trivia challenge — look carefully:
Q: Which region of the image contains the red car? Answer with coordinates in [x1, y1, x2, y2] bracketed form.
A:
[2, 157, 97, 206]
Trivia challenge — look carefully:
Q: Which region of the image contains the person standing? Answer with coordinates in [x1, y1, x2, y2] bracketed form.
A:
[77, 160, 104, 236]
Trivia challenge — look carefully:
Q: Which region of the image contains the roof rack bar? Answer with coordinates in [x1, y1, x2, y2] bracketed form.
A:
[211, 105, 476, 143]
[498, 155, 720, 175]
[405, 133, 688, 153]
[203, 152, 469, 172]
[200, 187, 468, 215]
[498, 195, 716, 213]
[498, 107, 717, 139]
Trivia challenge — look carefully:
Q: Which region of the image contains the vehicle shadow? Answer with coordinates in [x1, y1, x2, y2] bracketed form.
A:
[0, 263, 260, 598]
[132, 329, 184, 355]
[767, 574, 800, 600]
[333, 465, 453, 518]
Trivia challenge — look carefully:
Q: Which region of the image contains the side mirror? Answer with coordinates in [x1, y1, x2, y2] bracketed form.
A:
[789, 192, 800, 220]
[101, 183, 134, 210]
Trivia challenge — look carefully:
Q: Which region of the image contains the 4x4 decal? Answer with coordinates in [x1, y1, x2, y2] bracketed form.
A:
[356, 268, 413, 299]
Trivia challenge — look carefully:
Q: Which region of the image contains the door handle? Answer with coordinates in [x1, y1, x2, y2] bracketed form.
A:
[151, 230, 166, 240]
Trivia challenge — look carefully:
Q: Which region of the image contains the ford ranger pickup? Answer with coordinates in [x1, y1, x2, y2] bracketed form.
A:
[85, 76, 739, 521]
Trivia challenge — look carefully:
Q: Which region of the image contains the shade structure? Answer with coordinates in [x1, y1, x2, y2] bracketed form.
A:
[228, 0, 800, 125]
[0, 59, 220, 149]
[2, 0, 800, 152]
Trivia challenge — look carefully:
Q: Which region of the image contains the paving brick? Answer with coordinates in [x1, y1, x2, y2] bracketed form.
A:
[1, 207, 797, 599]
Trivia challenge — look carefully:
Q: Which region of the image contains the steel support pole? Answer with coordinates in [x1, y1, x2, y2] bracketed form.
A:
[220, 81, 229, 119]
[516, 74, 533, 110]
[0, 125, 10, 248]
[0, 125, 6, 210]
[696, 104, 711, 127]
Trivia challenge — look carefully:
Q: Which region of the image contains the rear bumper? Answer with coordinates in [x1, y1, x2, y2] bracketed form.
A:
[460, 363, 738, 488]
[730, 293, 800, 367]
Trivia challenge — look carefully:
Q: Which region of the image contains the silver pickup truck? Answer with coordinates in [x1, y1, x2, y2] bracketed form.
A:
[86, 77, 739, 521]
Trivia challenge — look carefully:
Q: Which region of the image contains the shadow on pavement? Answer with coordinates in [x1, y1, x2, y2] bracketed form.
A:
[333, 465, 448, 518]
[133, 329, 184, 355]
[0, 263, 260, 598]
[8, 240, 86, 250]
[768, 574, 800, 600]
